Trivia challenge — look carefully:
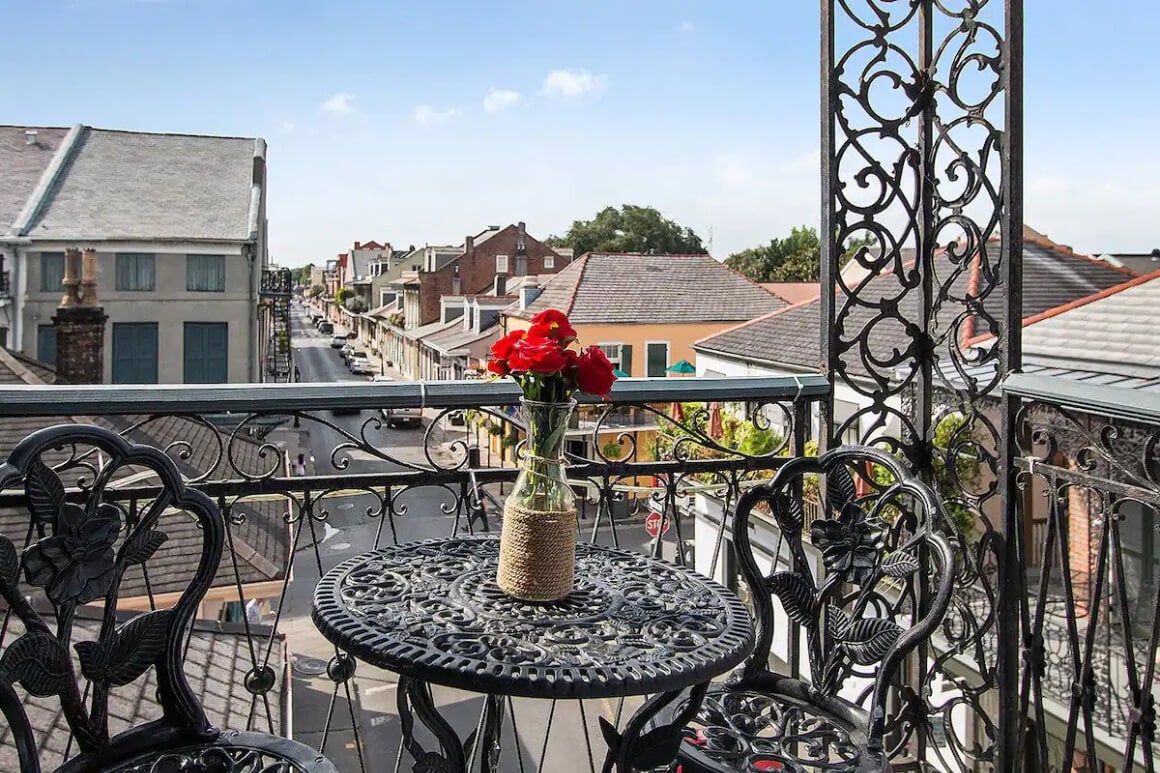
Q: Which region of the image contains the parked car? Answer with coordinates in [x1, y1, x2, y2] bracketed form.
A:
[340, 343, 356, 362]
[318, 322, 333, 335]
[330, 335, 346, 348]
[346, 350, 366, 370]
[381, 405, 423, 428]
[349, 355, 372, 375]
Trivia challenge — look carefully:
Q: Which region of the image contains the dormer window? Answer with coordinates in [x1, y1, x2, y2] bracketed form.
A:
[496, 255, 509, 273]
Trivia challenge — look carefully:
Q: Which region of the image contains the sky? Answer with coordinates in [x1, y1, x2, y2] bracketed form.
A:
[1, 1, 1157, 267]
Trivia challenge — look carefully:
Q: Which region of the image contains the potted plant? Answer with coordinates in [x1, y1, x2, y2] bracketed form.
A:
[487, 310, 617, 601]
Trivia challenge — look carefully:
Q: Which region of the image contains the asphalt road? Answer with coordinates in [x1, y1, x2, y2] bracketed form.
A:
[282, 303, 666, 772]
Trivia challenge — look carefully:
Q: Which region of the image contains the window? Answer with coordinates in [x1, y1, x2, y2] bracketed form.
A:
[186, 254, 225, 292]
[495, 254, 508, 273]
[544, 254, 555, 270]
[183, 322, 229, 383]
[112, 323, 158, 383]
[0, 327, 7, 348]
[115, 253, 155, 291]
[597, 343, 632, 375]
[40, 253, 65, 292]
[515, 255, 527, 275]
[452, 277, 461, 295]
[646, 342, 670, 378]
[36, 325, 56, 366]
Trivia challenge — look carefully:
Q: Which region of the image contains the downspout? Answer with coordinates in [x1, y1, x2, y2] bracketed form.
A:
[246, 243, 258, 383]
[0, 239, 32, 351]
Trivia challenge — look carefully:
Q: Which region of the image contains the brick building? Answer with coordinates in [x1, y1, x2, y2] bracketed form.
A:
[397, 222, 565, 328]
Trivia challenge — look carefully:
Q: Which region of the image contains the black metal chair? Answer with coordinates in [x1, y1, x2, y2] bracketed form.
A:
[665, 446, 957, 773]
[0, 424, 335, 772]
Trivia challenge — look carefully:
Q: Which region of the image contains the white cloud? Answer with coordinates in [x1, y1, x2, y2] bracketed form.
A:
[483, 88, 522, 113]
[413, 104, 463, 126]
[321, 92, 355, 114]
[540, 69, 608, 98]
[280, 121, 296, 134]
[680, 20, 696, 32]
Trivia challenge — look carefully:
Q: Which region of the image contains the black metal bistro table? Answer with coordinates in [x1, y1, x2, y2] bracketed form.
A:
[312, 537, 753, 772]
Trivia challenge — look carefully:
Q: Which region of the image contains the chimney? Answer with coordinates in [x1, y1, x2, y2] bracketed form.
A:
[464, 235, 474, 254]
[517, 221, 526, 251]
[53, 249, 107, 384]
[354, 241, 361, 250]
[24, 129, 38, 146]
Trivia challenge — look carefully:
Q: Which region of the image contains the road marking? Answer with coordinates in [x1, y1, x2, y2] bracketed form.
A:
[329, 542, 352, 551]
[365, 684, 398, 695]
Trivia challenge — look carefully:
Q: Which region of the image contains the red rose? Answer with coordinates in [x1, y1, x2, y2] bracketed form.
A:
[490, 330, 524, 364]
[576, 346, 617, 397]
[509, 337, 569, 374]
[487, 358, 510, 376]
[528, 309, 577, 342]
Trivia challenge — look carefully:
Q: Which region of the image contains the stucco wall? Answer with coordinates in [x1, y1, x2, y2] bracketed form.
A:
[21, 247, 254, 383]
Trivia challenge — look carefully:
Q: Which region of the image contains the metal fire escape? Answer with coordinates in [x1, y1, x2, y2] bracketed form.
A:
[260, 267, 293, 382]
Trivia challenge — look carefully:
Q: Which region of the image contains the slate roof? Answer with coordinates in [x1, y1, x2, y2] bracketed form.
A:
[422, 322, 501, 355]
[1020, 270, 1160, 378]
[696, 234, 1134, 379]
[0, 614, 287, 770]
[0, 350, 287, 598]
[507, 252, 785, 324]
[17, 126, 262, 242]
[0, 125, 69, 235]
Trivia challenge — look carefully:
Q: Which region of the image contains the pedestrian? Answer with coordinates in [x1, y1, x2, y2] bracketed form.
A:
[293, 453, 307, 477]
[293, 365, 301, 383]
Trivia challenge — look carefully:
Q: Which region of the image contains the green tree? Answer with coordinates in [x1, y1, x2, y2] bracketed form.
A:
[335, 287, 353, 307]
[296, 264, 315, 287]
[548, 205, 705, 256]
[725, 227, 875, 282]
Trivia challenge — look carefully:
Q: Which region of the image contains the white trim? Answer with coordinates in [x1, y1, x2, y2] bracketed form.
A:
[495, 254, 509, 273]
[544, 254, 555, 270]
[596, 341, 626, 371]
[644, 340, 671, 378]
[21, 240, 248, 254]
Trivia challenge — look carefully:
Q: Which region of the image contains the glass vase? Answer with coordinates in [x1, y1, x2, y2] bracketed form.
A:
[496, 398, 577, 601]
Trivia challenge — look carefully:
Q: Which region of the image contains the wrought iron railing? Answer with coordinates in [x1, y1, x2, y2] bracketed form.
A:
[0, 376, 830, 772]
[1007, 373, 1160, 772]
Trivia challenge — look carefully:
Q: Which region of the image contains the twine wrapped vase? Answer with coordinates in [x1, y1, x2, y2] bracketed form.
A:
[497, 398, 577, 601]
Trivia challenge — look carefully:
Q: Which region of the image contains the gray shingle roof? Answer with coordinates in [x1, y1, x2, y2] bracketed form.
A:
[0, 126, 69, 235]
[1022, 271, 1160, 378]
[23, 127, 261, 242]
[696, 236, 1135, 379]
[508, 253, 785, 324]
[0, 614, 287, 770]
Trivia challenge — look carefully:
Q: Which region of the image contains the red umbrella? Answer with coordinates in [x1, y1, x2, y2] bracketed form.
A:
[708, 403, 723, 438]
[670, 401, 685, 422]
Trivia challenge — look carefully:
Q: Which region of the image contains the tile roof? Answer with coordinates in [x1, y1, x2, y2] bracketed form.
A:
[402, 317, 458, 341]
[507, 252, 785, 325]
[0, 125, 70, 235]
[20, 127, 262, 242]
[0, 614, 287, 770]
[0, 350, 287, 597]
[696, 235, 1134, 378]
[422, 323, 501, 355]
[1019, 270, 1160, 378]
[760, 282, 820, 304]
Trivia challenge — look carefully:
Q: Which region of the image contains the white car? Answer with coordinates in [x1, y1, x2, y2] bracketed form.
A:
[349, 355, 372, 375]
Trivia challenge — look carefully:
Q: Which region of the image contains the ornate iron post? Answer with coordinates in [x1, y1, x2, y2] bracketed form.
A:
[821, 1, 1023, 768]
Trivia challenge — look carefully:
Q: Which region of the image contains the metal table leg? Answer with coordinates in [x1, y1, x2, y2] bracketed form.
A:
[600, 683, 710, 772]
[395, 677, 507, 773]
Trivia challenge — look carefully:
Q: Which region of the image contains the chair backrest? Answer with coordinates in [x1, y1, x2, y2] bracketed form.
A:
[732, 445, 957, 752]
[0, 424, 223, 772]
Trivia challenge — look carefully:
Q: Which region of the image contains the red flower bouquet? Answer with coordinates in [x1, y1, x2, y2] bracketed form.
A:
[488, 309, 618, 401]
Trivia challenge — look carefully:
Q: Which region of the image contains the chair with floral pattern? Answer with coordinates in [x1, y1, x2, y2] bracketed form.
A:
[0, 424, 335, 772]
[664, 446, 957, 773]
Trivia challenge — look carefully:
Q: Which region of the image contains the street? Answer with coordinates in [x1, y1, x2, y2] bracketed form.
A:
[282, 305, 655, 772]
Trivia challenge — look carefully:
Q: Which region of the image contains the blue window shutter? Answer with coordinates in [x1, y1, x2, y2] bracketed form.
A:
[36, 326, 57, 366]
[40, 253, 65, 293]
[113, 323, 158, 383]
[184, 322, 228, 383]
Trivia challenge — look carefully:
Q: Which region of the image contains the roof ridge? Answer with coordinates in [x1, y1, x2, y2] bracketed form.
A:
[86, 126, 259, 142]
[965, 266, 1160, 347]
[563, 255, 588, 315]
[693, 294, 822, 348]
[0, 348, 50, 385]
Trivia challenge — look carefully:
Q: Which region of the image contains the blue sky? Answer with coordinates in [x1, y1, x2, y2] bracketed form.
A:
[2, 1, 1157, 266]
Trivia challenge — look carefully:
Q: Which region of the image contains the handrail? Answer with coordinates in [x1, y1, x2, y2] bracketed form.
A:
[0, 375, 830, 417]
[1003, 372, 1160, 426]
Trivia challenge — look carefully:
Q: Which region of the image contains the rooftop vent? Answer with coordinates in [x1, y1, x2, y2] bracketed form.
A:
[24, 129, 38, 146]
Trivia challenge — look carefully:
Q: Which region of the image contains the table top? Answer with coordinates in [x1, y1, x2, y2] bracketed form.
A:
[312, 537, 753, 700]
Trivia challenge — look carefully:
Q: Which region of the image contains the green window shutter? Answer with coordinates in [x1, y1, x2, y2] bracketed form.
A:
[184, 322, 229, 383]
[620, 345, 633, 376]
[112, 323, 158, 383]
[646, 343, 669, 378]
[187, 255, 226, 292]
[116, 254, 155, 291]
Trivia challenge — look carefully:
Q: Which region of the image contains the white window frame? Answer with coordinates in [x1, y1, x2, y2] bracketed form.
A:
[644, 340, 671, 379]
[495, 254, 509, 273]
[544, 254, 555, 270]
[596, 342, 624, 370]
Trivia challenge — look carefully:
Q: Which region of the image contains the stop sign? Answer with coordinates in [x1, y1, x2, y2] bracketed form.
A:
[644, 510, 671, 538]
